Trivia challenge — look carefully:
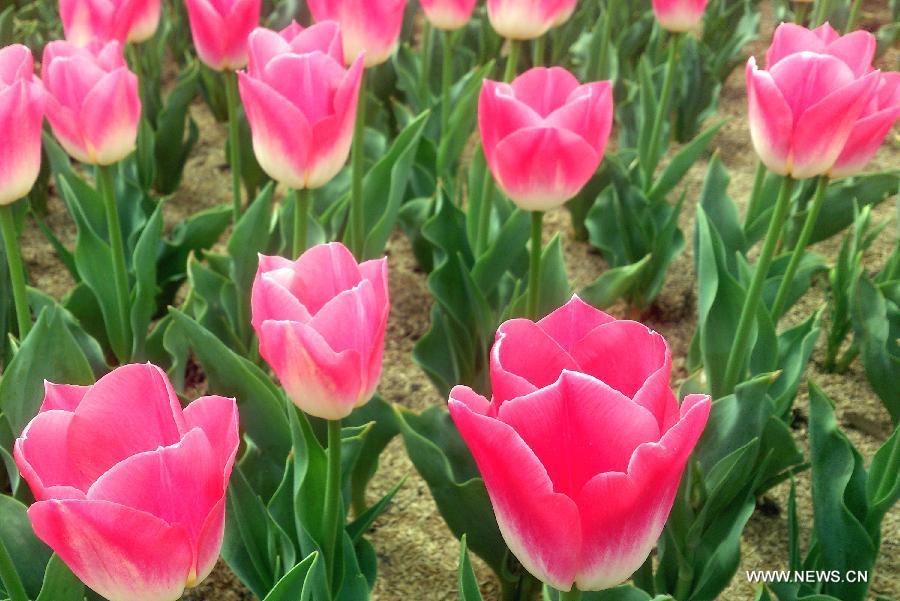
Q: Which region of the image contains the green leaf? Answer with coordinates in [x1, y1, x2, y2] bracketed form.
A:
[807, 172, 899, 244]
[437, 62, 494, 174]
[0, 494, 52, 599]
[458, 535, 483, 601]
[347, 477, 405, 544]
[36, 555, 84, 601]
[261, 551, 319, 601]
[851, 276, 900, 425]
[648, 120, 725, 203]
[153, 61, 201, 194]
[580, 255, 652, 309]
[344, 395, 401, 516]
[130, 202, 163, 360]
[227, 183, 276, 327]
[866, 424, 899, 530]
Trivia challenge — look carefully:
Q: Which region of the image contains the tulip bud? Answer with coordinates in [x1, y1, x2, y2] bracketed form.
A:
[449, 296, 711, 592]
[251, 243, 390, 420]
[487, 0, 574, 40]
[15, 364, 239, 601]
[651, 0, 709, 32]
[0, 44, 44, 206]
[60, 0, 161, 45]
[41, 40, 140, 166]
[478, 67, 613, 211]
[747, 22, 882, 179]
[420, 0, 477, 31]
[185, 0, 261, 70]
[238, 21, 364, 190]
[831, 72, 900, 178]
[308, 0, 406, 67]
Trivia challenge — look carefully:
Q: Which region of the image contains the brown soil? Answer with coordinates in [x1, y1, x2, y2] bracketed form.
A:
[13, 1, 898, 599]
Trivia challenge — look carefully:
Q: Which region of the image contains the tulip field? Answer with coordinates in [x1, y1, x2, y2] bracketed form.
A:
[0, 0, 898, 599]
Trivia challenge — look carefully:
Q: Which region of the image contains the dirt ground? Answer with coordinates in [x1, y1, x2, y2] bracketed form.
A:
[14, 1, 898, 599]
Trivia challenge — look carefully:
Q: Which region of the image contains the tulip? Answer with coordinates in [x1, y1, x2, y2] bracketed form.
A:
[478, 67, 613, 211]
[487, 0, 573, 40]
[746, 51, 879, 179]
[651, 0, 708, 32]
[239, 21, 364, 190]
[421, 0, 477, 30]
[0, 45, 44, 207]
[831, 72, 900, 178]
[60, 0, 161, 45]
[41, 40, 140, 166]
[184, 0, 261, 71]
[14, 363, 239, 601]
[448, 296, 711, 592]
[308, 0, 406, 67]
[251, 242, 389, 420]
[765, 22, 875, 75]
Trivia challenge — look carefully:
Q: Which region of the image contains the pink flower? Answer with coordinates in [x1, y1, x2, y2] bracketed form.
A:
[651, 0, 708, 32]
[185, 0, 261, 70]
[59, 0, 161, 45]
[420, 0, 476, 30]
[14, 364, 239, 601]
[238, 21, 363, 189]
[0, 45, 44, 206]
[487, 0, 577, 39]
[831, 72, 900, 178]
[746, 48, 880, 179]
[448, 296, 711, 592]
[41, 40, 140, 165]
[308, 0, 406, 67]
[478, 67, 613, 211]
[251, 243, 389, 420]
[765, 22, 876, 75]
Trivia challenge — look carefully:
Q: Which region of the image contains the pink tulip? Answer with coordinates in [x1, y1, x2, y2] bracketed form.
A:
[185, 0, 261, 70]
[308, 0, 406, 67]
[420, 0, 476, 30]
[651, 0, 708, 32]
[479, 67, 613, 211]
[448, 296, 711, 591]
[0, 45, 44, 206]
[60, 0, 161, 45]
[765, 22, 876, 76]
[42, 40, 140, 165]
[831, 72, 900, 178]
[14, 364, 239, 601]
[487, 0, 574, 39]
[238, 22, 363, 189]
[746, 50, 880, 179]
[251, 242, 389, 420]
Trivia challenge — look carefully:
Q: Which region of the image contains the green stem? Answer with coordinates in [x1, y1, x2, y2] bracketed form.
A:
[770, 176, 828, 320]
[531, 35, 545, 67]
[644, 32, 681, 186]
[845, 0, 862, 32]
[596, 0, 618, 80]
[421, 21, 434, 99]
[813, 0, 831, 25]
[559, 588, 582, 601]
[224, 70, 243, 222]
[835, 343, 859, 373]
[504, 40, 521, 82]
[98, 165, 132, 364]
[794, 1, 809, 25]
[721, 176, 796, 396]
[527, 211, 543, 320]
[322, 419, 343, 595]
[744, 161, 767, 230]
[440, 29, 454, 139]
[293, 188, 310, 259]
[0, 203, 31, 338]
[0, 535, 28, 601]
[349, 70, 368, 260]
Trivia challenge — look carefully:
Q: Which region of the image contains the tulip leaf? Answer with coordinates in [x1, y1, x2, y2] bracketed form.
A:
[851, 276, 900, 425]
[28, 288, 108, 378]
[437, 61, 494, 175]
[362, 110, 429, 260]
[35, 554, 83, 601]
[458, 536, 484, 601]
[543, 584, 657, 600]
[0, 306, 94, 452]
[805, 172, 899, 245]
[343, 395, 401, 516]
[647, 119, 725, 203]
[0, 494, 52, 599]
[153, 61, 201, 195]
[261, 551, 318, 601]
[394, 405, 510, 580]
[580, 254, 651, 309]
[866, 424, 900, 528]
[130, 202, 163, 360]
[227, 183, 276, 331]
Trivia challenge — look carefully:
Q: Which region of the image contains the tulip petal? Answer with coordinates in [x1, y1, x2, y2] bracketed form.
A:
[0, 80, 44, 205]
[769, 52, 855, 124]
[491, 318, 578, 405]
[263, 51, 346, 125]
[185, 0, 227, 69]
[535, 295, 615, 354]
[29, 499, 193, 601]
[831, 103, 900, 178]
[247, 27, 290, 76]
[574, 394, 710, 590]
[289, 20, 343, 63]
[510, 67, 581, 117]
[238, 73, 312, 189]
[826, 30, 875, 78]
[746, 58, 792, 175]
[478, 79, 542, 170]
[307, 55, 363, 188]
[497, 371, 660, 499]
[41, 382, 89, 412]
[182, 395, 240, 476]
[449, 388, 580, 591]
[0, 44, 32, 86]
[289, 242, 363, 314]
[67, 364, 186, 484]
[547, 81, 613, 152]
[79, 67, 140, 165]
[252, 266, 313, 327]
[492, 126, 600, 211]
[193, 494, 226, 586]
[765, 23, 825, 68]
[14, 411, 89, 500]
